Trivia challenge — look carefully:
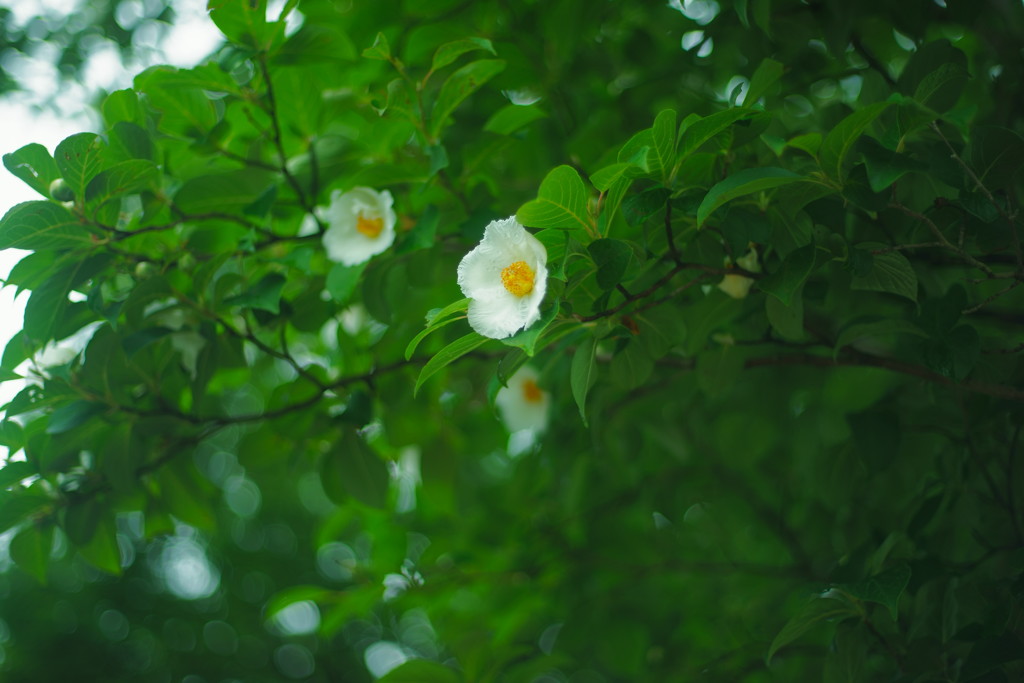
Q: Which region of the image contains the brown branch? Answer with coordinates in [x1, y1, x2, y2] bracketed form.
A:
[258, 54, 316, 216]
[889, 201, 997, 277]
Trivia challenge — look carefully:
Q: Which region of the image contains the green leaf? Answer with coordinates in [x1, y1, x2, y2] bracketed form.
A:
[377, 660, 462, 683]
[76, 513, 122, 575]
[415, 332, 489, 396]
[0, 367, 22, 383]
[10, 524, 53, 584]
[483, 104, 548, 136]
[678, 108, 754, 160]
[859, 137, 927, 192]
[84, 160, 160, 209]
[571, 336, 597, 425]
[850, 244, 917, 302]
[23, 254, 109, 343]
[588, 238, 633, 291]
[54, 133, 107, 199]
[431, 37, 496, 73]
[698, 167, 803, 227]
[208, 0, 284, 50]
[0, 490, 51, 535]
[109, 121, 155, 162]
[500, 301, 560, 357]
[757, 244, 815, 305]
[327, 431, 390, 509]
[590, 163, 638, 192]
[430, 59, 506, 138]
[405, 299, 471, 360]
[362, 32, 392, 61]
[787, 133, 821, 156]
[325, 261, 367, 306]
[46, 401, 104, 435]
[0, 461, 34, 489]
[744, 58, 784, 106]
[102, 88, 146, 127]
[651, 109, 677, 182]
[174, 170, 275, 215]
[0, 201, 97, 251]
[516, 165, 591, 232]
[834, 563, 911, 620]
[819, 102, 892, 182]
[224, 273, 287, 314]
[3, 143, 61, 197]
[969, 126, 1024, 190]
[897, 40, 967, 114]
[834, 318, 927, 357]
[767, 596, 857, 664]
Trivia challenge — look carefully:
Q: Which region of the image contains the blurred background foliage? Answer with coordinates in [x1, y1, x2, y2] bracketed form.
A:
[0, 0, 1023, 681]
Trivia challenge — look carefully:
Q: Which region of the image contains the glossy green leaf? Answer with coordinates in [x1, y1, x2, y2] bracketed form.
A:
[54, 133, 107, 199]
[651, 108, 677, 182]
[405, 298, 471, 360]
[697, 167, 803, 227]
[430, 59, 506, 138]
[174, 170, 276, 215]
[517, 165, 591, 232]
[85, 160, 160, 209]
[431, 37, 496, 73]
[224, 273, 287, 314]
[415, 332, 489, 396]
[678, 108, 754, 160]
[3, 143, 61, 197]
[0, 202, 98, 251]
[208, 0, 284, 50]
[571, 335, 597, 425]
[819, 102, 892, 182]
[500, 301, 560, 357]
[23, 254, 109, 343]
[744, 58, 784, 106]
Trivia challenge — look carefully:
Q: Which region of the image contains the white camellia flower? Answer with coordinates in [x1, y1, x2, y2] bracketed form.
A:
[717, 246, 760, 299]
[457, 216, 548, 339]
[319, 187, 397, 266]
[495, 365, 550, 434]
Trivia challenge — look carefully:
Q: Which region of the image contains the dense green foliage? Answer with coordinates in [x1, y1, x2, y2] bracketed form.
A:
[1, 0, 1023, 680]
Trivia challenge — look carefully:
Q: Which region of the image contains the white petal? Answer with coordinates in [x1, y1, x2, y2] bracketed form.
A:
[495, 366, 550, 433]
[320, 187, 397, 265]
[467, 296, 526, 339]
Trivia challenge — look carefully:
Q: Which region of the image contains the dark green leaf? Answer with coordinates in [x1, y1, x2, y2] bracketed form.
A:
[224, 273, 287, 314]
[835, 563, 911, 620]
[678, 108, 754, 160]
[324, 431, 390, 508]
[767, 596, 857, 664]
[588, 238, 633, 291]
[174, 170, 275, 215]
[54, 133, 107, 199]
[430, 37, 496, 73]
[415, 332, 489, 396]
[46, 401, 104, 435]
[744, 58, 784, 106]
[483, 105, 548, 136]
[850, 244, 917, 302]
[430, 59, 506, 137]
[501, 301, 560, 357]
[819, 102, 892, 182]
[757, 245, 815, 305]
[571, 335, 597, 424]
[10, 524, 53, 584]
[697, 167, 803, 227]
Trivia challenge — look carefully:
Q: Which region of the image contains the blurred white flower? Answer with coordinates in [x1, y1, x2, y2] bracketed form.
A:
[457, 216, 547, 339]
[495, 365, 550, 434]
[319, 187, 397, 265]
[717, 246, 760, 299]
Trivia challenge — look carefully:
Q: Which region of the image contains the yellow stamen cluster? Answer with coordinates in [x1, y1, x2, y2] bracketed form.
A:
[356, 213, 384, 238]
[500, 260, 535, 297]
[521, 378, 544, 403]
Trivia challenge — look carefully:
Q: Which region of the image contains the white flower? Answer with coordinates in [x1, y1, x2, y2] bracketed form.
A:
[319, 187, 397, 266]
[495, 365, 550, 434]
[457, 216, 547, 339]
[717, 246, 760, 299]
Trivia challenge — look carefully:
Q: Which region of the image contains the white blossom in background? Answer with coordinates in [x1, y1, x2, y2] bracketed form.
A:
[717, 246, 760, 299]
[495, 365, 550, 435]
[320, 187, 397, 266]
[457, 216, 548, 339]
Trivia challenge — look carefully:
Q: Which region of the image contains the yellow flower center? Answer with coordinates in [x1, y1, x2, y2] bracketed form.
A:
[500, 260, 535, 297]
[356, 213, 384, 238]
[521, 379, 544, 403]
